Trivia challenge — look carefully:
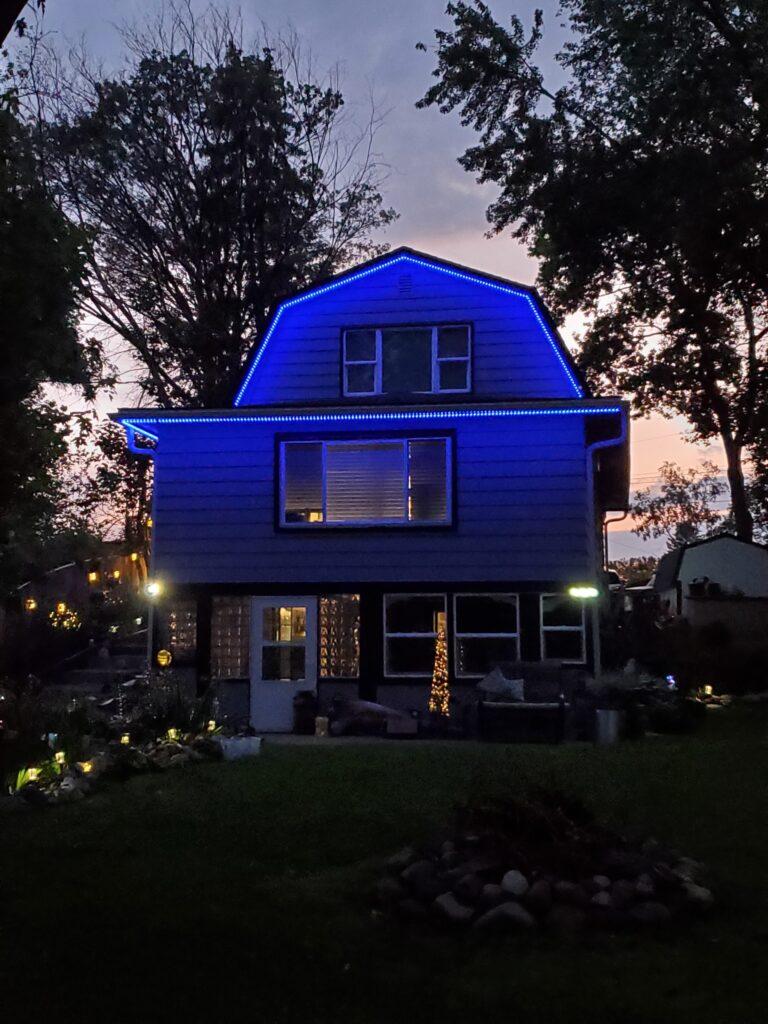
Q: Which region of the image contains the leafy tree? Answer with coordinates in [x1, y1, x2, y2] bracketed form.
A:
[607, 557, 658, 587]
[0, 90, 89, 594]
[419, 0, 768, 540]
[631, 461, 728, 550]
[31, 5, 396, 407]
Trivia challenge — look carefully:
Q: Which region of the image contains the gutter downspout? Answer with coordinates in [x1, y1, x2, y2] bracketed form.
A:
[585, 412, 628, 683]
[603, 511, 629, 568]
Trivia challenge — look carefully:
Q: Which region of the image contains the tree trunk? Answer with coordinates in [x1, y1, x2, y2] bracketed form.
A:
[722, 435, 753, 541]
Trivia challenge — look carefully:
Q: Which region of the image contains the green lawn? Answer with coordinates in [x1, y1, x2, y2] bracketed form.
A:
[1, 708, 767, 1024]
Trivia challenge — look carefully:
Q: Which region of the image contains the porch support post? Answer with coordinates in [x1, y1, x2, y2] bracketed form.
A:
[590, 600, 602, 683]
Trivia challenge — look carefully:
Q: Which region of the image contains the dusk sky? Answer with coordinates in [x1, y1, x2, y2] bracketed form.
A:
[16, 0, 728, 558]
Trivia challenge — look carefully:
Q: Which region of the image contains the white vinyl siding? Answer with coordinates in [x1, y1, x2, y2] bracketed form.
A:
[280, 437, 451, 528]
[342, 325, 471, 396]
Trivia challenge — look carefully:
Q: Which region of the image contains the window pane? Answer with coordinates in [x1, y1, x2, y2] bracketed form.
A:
[382, 328, 431, 393]
[438, 326, 469, 358]
[326, 442, 405, 522]
[456, 594, 517, 634]
[408, 439, 448, 522]
[283, 443, 323, 523]
[291, 606, 306, 640]
[438, 360, 469, 391]
[542, 595, 584, 628]
[211, 597, 250, 679]
[346, 363, 375, 394]
[456, 637, 519, 676]
[262, 645, 306, 680]
[386, 637, 437, 675]
[320, 595, 360, 678]
[165, 601, 197, 662]
[543, 630, 584, 662]
[385, 594, 444, 634]
[345, 329, 376, 361]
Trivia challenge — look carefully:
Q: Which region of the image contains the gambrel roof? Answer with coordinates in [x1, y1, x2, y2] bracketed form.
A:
[233, 246, 587, 407]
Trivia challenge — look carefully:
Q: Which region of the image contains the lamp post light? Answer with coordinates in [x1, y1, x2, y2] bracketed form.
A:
[568, 583, 602, 680]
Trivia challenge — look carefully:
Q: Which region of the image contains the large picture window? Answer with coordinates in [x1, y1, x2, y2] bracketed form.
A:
[454, 594, 519, 677]
[540, 594, 586, 663]
[343, 325, 471, 396]
[384, 594, 446, 677]
[280, 437, 451, 527]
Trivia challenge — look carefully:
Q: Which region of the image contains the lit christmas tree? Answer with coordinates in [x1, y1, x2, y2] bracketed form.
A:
[429, 624, 450, 717]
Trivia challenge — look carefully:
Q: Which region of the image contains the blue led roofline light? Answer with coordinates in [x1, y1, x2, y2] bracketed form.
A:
[121, 404, 622, 445]
[232, 254, 584, 406]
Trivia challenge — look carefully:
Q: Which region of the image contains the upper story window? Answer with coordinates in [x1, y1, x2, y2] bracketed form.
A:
[280, 436, 451, 528]
[342, 324, 471, 397]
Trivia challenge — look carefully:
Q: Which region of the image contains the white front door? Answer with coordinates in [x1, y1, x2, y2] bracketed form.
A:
[250, 597, 318, 732]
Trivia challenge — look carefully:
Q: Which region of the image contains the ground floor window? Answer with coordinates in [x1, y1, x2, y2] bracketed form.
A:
[454, 593, 519, 677]
[384, 594, 446, 676]
[319, 595, 360, 678]
[540, 594, 586, 663]
[211, 597, 250, 679]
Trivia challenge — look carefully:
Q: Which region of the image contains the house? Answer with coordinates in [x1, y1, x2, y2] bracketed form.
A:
[654, 533, 768, 620]
[112, 247, 629, 731]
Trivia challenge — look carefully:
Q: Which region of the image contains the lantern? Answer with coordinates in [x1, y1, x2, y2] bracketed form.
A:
[120, 733, 131, 746]
[24, 597, 38, 612]
[156, 648, 173, 669]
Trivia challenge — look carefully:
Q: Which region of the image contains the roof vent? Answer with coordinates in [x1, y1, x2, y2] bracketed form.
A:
[398, 273, 412, 295]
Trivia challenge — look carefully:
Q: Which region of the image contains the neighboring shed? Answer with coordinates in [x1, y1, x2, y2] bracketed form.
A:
[654, 535, 768, 616]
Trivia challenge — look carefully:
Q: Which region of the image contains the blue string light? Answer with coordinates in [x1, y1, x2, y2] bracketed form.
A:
[119, 404, 622, 445]
[232, 253, 584, 406]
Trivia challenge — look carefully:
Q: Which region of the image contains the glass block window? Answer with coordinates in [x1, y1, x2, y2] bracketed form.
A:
[384, 594, 446, 676]
[541, 594, 586, 663]
[211, 597, 250, 679]
[454, 594, 519, 677]
[319, 595, 360, 678]
[165, 601, 197, 662]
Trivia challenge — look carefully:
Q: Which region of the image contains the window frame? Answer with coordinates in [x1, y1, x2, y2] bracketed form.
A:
[453, 592, 520, 678]
[342, 323, 472, 397]
[383, 592, 447, 678]
[539, 593, 586, 664]
[278, 435, 453, 529]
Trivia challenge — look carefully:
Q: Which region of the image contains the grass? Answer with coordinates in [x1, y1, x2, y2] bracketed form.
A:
[1, 707, 767, 1024]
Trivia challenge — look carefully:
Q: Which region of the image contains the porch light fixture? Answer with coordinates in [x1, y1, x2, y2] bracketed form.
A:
[145, 580, 163, 599]
[568, 585, 599, 599]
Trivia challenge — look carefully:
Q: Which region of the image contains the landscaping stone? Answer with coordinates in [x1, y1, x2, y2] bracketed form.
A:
[387, 846, 417, 873]
[591, 891, 613, 909]
[453, 873, 483, 904]
[473, 901, 536, 933]
[376, 877, 406, 905]
[635, 873, 656, 899]
[630, 901, 672, 927]
[592, 874, 611, 890]
[501, 869, 529, 898]
[433, 892, 474, 926]
[546, 904, 587, 933]
[682, 882, 714, 912]
[523, 879, 552, 916]
[553, 880, 590, 908]
[478, 883, 505, 909]
[610, 879, 637, 909]
[396, 898, 428, 921]
[602, 847, 649, 879]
